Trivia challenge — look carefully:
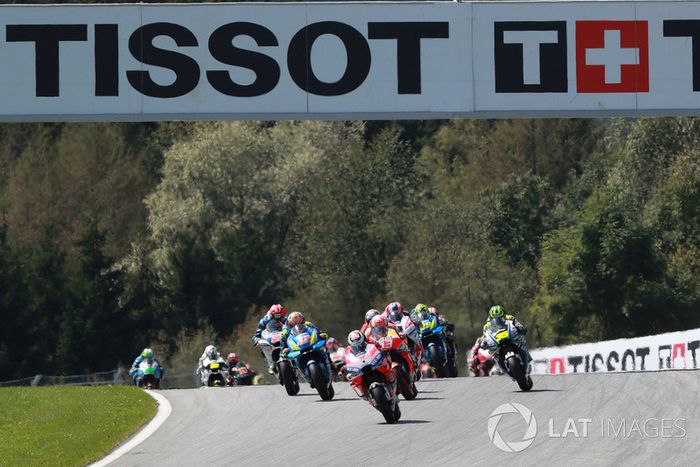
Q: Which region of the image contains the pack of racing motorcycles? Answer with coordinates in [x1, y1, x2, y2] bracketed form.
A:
[129, 303, 533, 424]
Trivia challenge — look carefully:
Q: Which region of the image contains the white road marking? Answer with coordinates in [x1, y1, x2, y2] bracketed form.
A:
[89, 389, 172, 467]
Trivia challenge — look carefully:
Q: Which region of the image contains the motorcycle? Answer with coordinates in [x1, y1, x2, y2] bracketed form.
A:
[375, 330, 418, 400]
[256, 322, 284, 384]
[199, 358, 227, 387]
[282, 324, 335, 400]
[227, 364, 257, 386]
[419, 314, 448, 377]
[132, 360, 163, 389]
[444, 324, 459, 377]
[483, 322, 533, 391]
[345, 343, 401, 424]
[392, 314, 423, 380]
[467, 346, 494, 377]
[329, 346, 347, 382]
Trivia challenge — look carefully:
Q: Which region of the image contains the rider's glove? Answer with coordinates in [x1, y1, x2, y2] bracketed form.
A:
[320, 332, 328, 341]
[398, 331, 406, 340]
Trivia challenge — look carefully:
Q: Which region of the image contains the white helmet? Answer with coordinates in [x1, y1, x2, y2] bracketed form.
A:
[205, 345, 218, 360]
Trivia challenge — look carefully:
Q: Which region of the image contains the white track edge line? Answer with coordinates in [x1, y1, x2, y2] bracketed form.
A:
[89, 389, 172, 467]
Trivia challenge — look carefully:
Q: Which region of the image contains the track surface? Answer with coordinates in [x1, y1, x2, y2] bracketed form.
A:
[113, 372, 699, 466]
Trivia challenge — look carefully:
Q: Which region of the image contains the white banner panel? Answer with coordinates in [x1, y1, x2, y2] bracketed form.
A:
[530, 328, 700, 375]
[2, 2, 700, 120]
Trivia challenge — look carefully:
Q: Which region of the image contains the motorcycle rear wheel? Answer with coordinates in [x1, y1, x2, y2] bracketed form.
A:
[429, 346, 445, 377]
[397, 365, 418, 400]
[280, 360, 300, 396]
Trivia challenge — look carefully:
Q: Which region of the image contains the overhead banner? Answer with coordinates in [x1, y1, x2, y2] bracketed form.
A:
[530, 328, 700, 375]
[2, 2, 700, 120]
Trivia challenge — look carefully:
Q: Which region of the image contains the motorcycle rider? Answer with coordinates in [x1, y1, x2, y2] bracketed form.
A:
[129, 348, 163, 386]
[385, 303, 423, 370]
[326, 337, 346, 380]
[197, 344, 228, 382]
[226, 352, 257, 385]
[280, 311, 328, 355]
[367, 315, 416, 380]
[252, 304, 288, 374]
[468, 336, 494, 377]
[480, 305, 531, 370]
[360, 309, 381, 337]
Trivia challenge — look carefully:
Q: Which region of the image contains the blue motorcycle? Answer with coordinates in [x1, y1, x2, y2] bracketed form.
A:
[281, 324, 335, 400]
[130, 360, 164, 389]
[419, 315, 448, 377]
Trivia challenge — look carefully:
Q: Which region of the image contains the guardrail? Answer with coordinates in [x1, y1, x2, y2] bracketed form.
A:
[0, 368, 201, 389]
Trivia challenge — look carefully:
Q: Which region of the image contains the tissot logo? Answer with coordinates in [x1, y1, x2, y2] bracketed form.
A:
[576, 20, 649, 93]
[493, 19, 651, 94]
[494, 21, 567, 93]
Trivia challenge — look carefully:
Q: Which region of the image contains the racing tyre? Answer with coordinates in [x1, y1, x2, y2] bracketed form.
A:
[429, 346, 445, 378]
[507, 356, 531, 392]
[371, 386, 396, 424]
[309, 363, 333, 400]
[280, 360, 300, 396]
[393, 400, 402, 421]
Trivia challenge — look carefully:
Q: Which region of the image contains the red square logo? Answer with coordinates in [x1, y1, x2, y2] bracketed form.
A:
[576, 20, 648, 93]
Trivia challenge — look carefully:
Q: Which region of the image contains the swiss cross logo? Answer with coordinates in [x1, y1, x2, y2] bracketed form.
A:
[576, 21, 649, 93]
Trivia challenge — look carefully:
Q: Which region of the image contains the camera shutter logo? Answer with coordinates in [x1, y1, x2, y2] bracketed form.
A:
[488, 403, 537, 452]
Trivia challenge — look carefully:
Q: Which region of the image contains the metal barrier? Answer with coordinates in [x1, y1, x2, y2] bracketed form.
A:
[0, 368, 200, 389]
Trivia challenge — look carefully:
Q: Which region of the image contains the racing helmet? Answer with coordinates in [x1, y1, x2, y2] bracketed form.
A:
[489, 305, 506, 326]
[364, 309, 380, 324]
[267, 304, 287, 320]
[347, 330, 366, 352]
[227, 353, 239, 365]
[287, 311, 305, 327]
[385, 302, 403, 314]
[205, 345, 218, 360]
[370, 315, 388, 337]
[141, 348, 154, 361]
[326, 337, 339, 352]
[414, 303, 429, 321]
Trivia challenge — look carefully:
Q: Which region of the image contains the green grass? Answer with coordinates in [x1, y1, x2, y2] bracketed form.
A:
[0, 386, 157, 467]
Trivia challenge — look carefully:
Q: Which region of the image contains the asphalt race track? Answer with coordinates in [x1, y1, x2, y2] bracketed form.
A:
[111, 372, 699, 466]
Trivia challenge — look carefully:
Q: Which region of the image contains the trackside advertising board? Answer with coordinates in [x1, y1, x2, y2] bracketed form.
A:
[3, 1, 700, 120]
[530, 328, 700, 375]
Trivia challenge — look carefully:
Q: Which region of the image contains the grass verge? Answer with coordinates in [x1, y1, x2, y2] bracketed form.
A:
[0, 385, 157, 466]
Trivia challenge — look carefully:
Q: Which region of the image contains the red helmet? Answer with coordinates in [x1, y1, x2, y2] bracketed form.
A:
[267, 304, 287, 320]
[428, 307, 438, 316]
[326, 337, 339, 351]
[370, 315, 388, 337]
[287, 311, 305, 327]
[365, 309, 380, 324]
[385, 302, 403, 315]
[226, 353, 239, 365]
[347, 330, 366, 352]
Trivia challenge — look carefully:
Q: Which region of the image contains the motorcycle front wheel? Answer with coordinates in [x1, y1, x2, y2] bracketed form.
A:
[370, 386, 397, 424]
[309, 363, 334, 401]
[507, 356, 532, 392]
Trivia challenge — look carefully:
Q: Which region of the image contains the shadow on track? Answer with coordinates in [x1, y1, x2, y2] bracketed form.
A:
[411, 396, 444, 400]
[314, 397, 357, 402]
[397, 419, 433, 424]
[513, 389, 562, 393]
